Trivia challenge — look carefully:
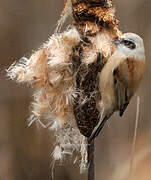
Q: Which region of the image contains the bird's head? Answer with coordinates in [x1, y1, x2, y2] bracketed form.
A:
[113, 33, 145, 61]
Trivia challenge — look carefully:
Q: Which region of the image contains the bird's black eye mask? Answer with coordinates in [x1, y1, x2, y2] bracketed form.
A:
[121, 39, 136, 50]
[113, 38, 136, 50]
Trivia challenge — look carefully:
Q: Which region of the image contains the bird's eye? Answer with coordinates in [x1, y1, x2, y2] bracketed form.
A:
[122, 40, 136, 50]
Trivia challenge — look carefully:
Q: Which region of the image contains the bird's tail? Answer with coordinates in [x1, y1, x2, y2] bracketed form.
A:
[89, 115, 109, 141]
[89, 107, 110, 141]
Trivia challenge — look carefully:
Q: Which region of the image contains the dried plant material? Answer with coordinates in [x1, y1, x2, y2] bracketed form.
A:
[7, 0, 123, 173]
[7, 28, 88, 171]
[71, 0, 119, 36]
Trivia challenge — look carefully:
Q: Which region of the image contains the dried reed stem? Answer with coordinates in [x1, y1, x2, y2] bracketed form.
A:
[128, 96, 140, 179]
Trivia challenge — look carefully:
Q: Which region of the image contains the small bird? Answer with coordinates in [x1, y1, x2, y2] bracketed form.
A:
[90, 33, 145, 140]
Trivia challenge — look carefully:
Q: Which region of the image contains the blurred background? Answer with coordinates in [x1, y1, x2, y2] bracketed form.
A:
[1, 0, 151, 179]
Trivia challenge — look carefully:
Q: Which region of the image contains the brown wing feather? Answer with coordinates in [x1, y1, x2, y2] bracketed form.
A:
[114, 74, 130, 116]
[114, 57, 145, 117]
[113, 59, 132, 117]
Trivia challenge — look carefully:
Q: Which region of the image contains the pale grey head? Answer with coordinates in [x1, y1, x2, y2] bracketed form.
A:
[113, 33, 145, 61]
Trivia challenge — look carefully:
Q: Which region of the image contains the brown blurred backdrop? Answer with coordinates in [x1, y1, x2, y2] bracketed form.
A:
[1, 0, 151, 180]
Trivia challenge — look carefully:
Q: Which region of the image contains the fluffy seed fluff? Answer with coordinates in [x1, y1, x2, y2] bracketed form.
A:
[7, 28, 89, 172]
[7, 24, 121, 171]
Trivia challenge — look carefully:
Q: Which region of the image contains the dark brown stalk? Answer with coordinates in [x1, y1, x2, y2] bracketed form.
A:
[87, 138, 95, 180]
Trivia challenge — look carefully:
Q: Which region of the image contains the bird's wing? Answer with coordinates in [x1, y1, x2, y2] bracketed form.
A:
[114, 76, 130, 116]
[113, 60, 133, 117]
[89, 53, 126, 141]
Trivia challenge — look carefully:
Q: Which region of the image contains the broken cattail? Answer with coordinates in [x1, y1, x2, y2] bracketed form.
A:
[70, 0, 121, 137]
[7, 0, 122, 173]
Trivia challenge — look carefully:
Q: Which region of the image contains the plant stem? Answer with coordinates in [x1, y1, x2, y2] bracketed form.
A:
[87, 138, 95, 180]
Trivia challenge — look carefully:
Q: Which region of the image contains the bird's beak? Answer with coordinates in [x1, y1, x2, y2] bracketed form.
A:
[112, 39, 122, 45]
